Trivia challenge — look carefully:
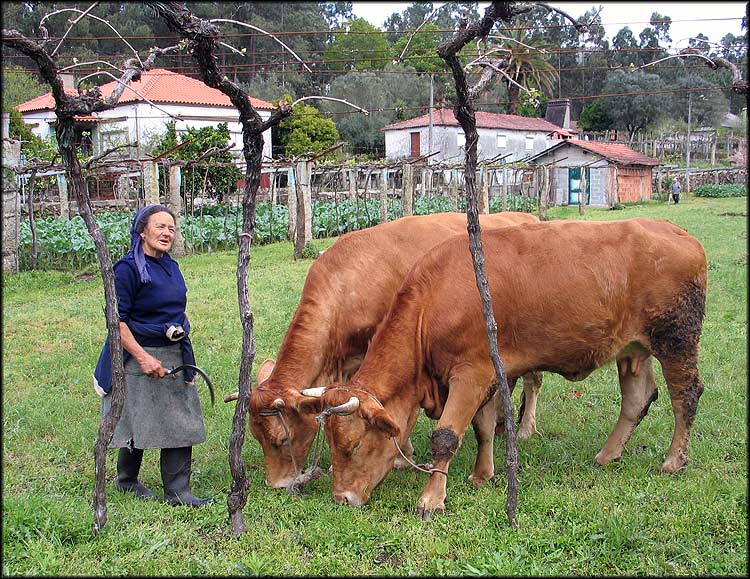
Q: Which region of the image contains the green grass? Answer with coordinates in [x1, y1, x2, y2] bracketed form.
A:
[2, 196, 747, 576]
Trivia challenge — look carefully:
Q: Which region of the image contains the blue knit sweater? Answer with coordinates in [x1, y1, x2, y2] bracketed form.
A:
[94, 252, 196, 395]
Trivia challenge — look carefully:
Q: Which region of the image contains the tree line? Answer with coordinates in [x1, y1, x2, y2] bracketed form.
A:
[2, 1, 747, 158]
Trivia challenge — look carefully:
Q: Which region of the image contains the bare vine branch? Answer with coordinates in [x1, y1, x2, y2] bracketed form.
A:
[73, 69, 179, 119]
[290, 95, 369, 115]
[392, 6, 442, 65]
[59, 60, 124, 75]
[49, 2, 100, 57]
[638, 48, 747, 94]
[43, 7, 143, 66]
[2, 5, 171, 534]
[82, 142, 138, 170]
[183, 144, 235, 168]
[437, 0, 520, 528]
[148, 0, 301, 535]
[467, 57, 526, 100]
[209, 18, 313, 73]
[527, 1, 591, 33]
[435, 0, 588, 529]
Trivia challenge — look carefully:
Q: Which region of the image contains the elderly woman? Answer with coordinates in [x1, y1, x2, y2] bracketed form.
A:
[94, 204, 212, 507]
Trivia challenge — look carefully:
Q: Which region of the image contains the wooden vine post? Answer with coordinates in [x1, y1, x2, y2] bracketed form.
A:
[150, 1, 294, 534]
[1, 24, 169, 533]
[436, 0, 521, 528]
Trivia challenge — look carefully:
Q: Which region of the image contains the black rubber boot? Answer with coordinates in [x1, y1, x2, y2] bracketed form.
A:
[115, 447, 155, 499]
[160, 446, 213, 507]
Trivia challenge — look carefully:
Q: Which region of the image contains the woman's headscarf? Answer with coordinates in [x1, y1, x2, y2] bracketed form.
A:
[130, 204, 173, 284]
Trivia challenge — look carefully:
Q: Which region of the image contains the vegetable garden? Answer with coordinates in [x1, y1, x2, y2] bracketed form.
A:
[18, 194, 537, 271]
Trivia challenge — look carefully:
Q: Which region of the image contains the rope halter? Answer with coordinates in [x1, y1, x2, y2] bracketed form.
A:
[259, 399, 324, 494]
[316, 386, 448, 478]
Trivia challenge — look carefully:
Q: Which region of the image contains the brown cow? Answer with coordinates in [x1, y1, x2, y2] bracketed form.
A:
[241, 211, 541, 490]
[316, 218, 707, 518]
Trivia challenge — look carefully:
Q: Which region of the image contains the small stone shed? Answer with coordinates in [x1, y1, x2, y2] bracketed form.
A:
[525, 139, 661, 207]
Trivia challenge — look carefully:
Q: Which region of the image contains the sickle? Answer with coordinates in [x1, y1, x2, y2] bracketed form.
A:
[165, 364, 215, 406]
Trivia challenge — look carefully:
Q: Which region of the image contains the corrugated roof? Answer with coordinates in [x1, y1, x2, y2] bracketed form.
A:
[528, 138, 661, 166]
[17, 68, 276, 112]
[382, 107, 563, 132]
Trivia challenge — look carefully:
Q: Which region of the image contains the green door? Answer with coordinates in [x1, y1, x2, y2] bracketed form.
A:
[568, 167, 591, 205]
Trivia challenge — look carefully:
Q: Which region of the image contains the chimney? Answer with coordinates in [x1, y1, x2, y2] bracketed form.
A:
[1, 112, 9, 140]
[545, 98, 571, 130]
[60, 73, 76, 90]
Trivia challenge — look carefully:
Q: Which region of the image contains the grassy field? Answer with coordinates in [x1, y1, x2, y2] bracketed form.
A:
[2, 196, 747, 576]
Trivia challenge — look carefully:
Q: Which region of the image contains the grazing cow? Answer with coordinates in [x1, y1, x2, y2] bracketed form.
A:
[316, 218, 707, 518]
[236, 211, 541, 490]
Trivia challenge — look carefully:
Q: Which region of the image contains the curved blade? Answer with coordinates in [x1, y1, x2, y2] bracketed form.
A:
[167, 364, 215, 407]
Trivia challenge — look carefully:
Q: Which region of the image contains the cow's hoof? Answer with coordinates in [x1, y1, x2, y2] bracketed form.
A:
[417, 506, 444, 520]
[593, 450, 620, 466]
[517, 425, 536, 439]
[467, 472, 493, 488]
[660, 455, 687, 474]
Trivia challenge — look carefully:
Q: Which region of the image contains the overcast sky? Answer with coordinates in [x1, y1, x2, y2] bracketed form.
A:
[350, 2, 747, 47]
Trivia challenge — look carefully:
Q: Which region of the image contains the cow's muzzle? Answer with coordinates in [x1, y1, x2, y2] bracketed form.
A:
[334, 490, 367, 507]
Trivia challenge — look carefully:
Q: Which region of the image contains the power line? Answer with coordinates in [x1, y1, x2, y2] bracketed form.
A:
[21, 85, 727, 120]
[3, 16, 743, 41]
[4, 43, 748, 71]
[7, 62, 739, 79]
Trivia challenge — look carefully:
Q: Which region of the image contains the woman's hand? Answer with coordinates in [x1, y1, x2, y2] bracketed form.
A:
[120, 322, 166, 378]
[137, 352, 166, 378]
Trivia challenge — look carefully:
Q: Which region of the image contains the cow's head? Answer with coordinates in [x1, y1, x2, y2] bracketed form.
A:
[248, 359, 323, 489]
[316, 385, 401, 507]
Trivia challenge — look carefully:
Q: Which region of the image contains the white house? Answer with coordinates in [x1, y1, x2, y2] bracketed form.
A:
[16, 68, 277, 167]
[382, 107, 570, 164]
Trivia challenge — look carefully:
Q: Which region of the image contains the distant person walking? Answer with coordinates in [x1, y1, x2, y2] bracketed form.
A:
[671, 178, 682, 204]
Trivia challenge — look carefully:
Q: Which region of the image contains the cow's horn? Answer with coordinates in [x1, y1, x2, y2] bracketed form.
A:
[301, 386, 326, 398]
[329, 396, 360, 415]
[224, 391, 239, 403]
[272, 398, 285, 409]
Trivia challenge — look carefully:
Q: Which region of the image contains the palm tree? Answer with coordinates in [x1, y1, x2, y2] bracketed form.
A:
[484, 26, 559, 114]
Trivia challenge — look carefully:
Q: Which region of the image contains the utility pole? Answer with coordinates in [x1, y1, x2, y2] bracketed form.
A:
[428, 74, 434, 165]
[686, 91, 692, 192]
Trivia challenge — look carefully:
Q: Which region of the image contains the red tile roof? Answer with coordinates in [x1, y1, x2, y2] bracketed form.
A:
[17, 68, 276, 112]
[527, 138, 660, 166]
[567, 139, 661, 165]
[382, 107, 563, 132]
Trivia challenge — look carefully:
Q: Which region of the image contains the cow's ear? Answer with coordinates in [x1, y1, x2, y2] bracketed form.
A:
[256, 359, 275, 385]
[296, 395, 323, 415]
[365, 406, 401, 439]
[289, 388, 324, 414]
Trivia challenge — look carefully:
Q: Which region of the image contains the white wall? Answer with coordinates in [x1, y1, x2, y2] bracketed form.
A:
[385, 125, 552, 163]
[21, 101, 273, 164]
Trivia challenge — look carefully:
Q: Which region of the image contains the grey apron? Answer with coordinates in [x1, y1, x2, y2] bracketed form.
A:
[101, 344, 206, 449]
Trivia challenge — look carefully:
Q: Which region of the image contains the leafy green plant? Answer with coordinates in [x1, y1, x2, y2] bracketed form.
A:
[151, 122, 242, 202]
[300, 241, 321, 259]
[694, 184, 747, 198]
[279, 102, 340, 159]
[17, 195, 534, 271]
